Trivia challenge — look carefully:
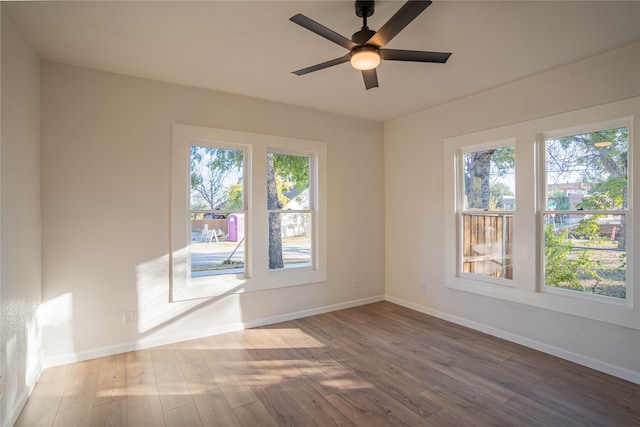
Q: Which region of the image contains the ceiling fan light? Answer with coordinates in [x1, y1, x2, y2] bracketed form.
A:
[351, 46, 380, 70]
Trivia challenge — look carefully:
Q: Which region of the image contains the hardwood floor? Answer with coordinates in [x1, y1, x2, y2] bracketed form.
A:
[16, 302, 640, 426]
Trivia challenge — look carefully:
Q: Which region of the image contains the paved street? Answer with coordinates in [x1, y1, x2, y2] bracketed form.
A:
[190, 238, 311, 277]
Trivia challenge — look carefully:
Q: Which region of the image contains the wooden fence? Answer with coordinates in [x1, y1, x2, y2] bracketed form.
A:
[462, 213, 513, 279]
[191, 219, 228, 234]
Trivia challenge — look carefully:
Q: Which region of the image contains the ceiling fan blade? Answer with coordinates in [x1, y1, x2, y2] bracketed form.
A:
[362, 69, 379, 90]
[292, 53, 351, 76]
[380, 49, 451, 63]
[290, 14, 357, 51]
[367, 0, 431, 47]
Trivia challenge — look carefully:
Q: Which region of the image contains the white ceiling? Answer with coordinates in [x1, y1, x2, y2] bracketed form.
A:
[8, 1, 640, 122]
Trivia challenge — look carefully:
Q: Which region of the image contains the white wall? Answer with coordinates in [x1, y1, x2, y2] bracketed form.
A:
[0, 4, 42, 427]
[385, 43, 640, 382]
[40, 61, 385, 365]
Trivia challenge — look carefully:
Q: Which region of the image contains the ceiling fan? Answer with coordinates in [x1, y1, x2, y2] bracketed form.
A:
[290, 0, 452, 90]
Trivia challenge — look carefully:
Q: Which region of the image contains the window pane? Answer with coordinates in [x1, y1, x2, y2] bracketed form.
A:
[545, 127, 628, 210]
[267, 152, 312, 270]
[543, 126, 628, 299]
[190, 146, 244, 210]
[462, 213, 513, 279]
[268, 212, 312, 270]
[544, 214, 626, 299]
[189, 213, 245, 277]
[463, 147, 515, 211]
[267, 153, 310, 210]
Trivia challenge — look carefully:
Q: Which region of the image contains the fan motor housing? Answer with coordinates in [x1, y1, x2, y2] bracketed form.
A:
[352, 28, 376, 45]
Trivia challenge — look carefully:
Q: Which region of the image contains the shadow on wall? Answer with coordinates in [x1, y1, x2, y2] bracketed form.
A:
[134, 254, 247, 342]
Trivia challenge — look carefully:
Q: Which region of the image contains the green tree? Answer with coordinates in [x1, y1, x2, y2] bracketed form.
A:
[190, 146, 243, 210]
[550, 127, 628, 248]
[226, 183, 244, 210]
[544, 224, 602, 291]
[489, 182, 514, 210]
[548, 188, 569, 211]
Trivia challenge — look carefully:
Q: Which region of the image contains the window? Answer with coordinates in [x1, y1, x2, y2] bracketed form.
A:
[444, 97, 638, 329]
[458, 143, 515, 281]
[540, 123, 629, 300]
[267, 151, 314, 271]
[189, 145, 246, 279]
[172, 125, 327, 301]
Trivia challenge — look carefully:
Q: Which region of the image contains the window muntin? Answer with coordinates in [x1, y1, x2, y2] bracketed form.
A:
[267, 152, 313, 271]
[188, 145, 246, 279]
[541, 126, 629, 300]
[458, 144, 515, 280]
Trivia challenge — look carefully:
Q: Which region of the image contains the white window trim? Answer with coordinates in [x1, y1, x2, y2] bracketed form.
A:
[444, 97, 639, 330]
[171, 124, 327, 301]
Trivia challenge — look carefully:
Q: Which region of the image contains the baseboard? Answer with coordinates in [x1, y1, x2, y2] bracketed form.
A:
[3, 380, 36, 427]
[385, 295, 640, 385]
[43, 295, 385, 368]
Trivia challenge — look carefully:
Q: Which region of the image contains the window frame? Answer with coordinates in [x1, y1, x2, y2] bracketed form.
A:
[443, 97, 639, 329]
[171, 124, 327, 301]
[537, 117, 632, 307]
[266, 147, 317, 274]
[456, 138, 516, 286]
[187, 142, 249, 284]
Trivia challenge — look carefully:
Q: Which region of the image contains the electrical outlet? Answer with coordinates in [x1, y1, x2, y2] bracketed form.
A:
[122, 311, 135, 326]
[353, 279, 360, 288]
[420, 283, 426, 294]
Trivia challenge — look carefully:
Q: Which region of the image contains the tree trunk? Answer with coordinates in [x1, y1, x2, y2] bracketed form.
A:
[465, 150, 494, 209]
[267, 154, 284, 269]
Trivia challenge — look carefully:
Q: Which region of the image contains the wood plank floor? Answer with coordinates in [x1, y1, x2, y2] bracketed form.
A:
[16, 302, 640, 426]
